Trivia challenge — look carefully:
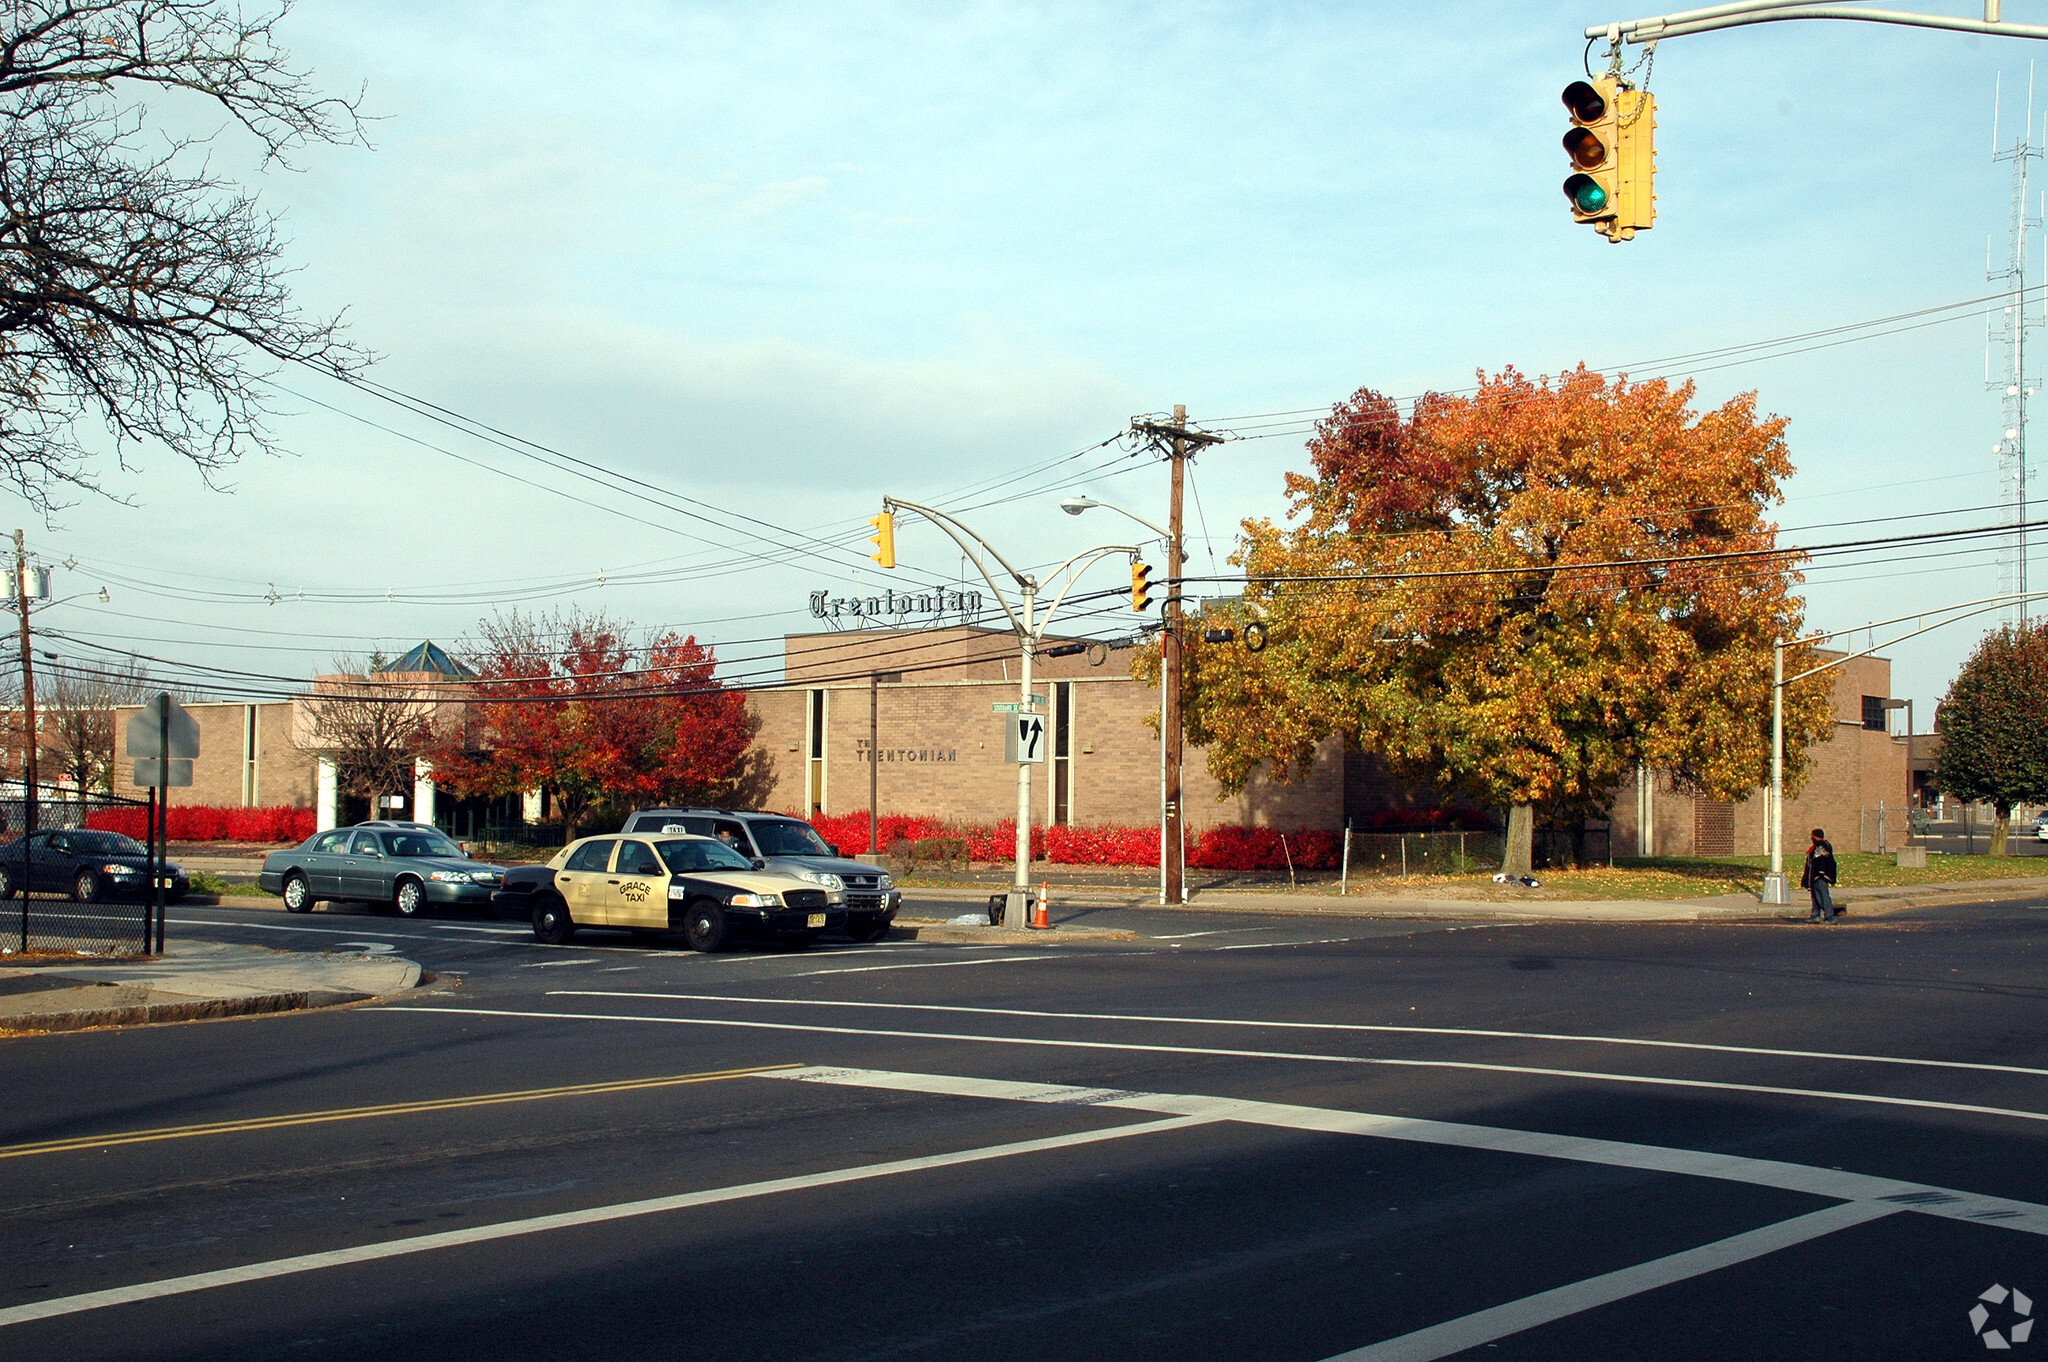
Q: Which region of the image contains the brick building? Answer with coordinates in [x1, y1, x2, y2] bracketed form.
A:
[109, 700, 317, 809]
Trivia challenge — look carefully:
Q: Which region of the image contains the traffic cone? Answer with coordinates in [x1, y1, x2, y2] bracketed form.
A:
[1030, 883, 1051, 929]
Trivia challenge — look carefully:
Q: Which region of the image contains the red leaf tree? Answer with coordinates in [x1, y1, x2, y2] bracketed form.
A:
[424, 610, 761, 839]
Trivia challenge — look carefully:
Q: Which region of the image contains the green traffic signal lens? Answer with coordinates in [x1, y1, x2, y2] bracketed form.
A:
[1564, 174, 1609, 214]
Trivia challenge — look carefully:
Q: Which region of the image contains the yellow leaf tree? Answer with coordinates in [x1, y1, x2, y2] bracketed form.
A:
[1168, 366, 1837, 876]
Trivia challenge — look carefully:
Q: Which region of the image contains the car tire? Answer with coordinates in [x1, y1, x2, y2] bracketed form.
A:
[72, 871, 100, 904]
[778, 930, 818, 951]
[844, 915, 889, 943]
[393, 878, 426, 918]
[532, 894, 576, 945]
[281, 873, 313, 914]
[683, 900, 728, 953]
[0, 865, 16, 900]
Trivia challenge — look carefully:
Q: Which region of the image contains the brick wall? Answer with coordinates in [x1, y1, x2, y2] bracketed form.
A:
[111, 701, 317, 808]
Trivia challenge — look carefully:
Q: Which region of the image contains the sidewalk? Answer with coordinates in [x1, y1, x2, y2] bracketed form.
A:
[1035, 875, 2048, 922]
[0, 941, 420, 1036]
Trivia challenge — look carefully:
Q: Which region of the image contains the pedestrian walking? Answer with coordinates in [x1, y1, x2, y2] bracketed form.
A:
[1801, 827, 1837, 923]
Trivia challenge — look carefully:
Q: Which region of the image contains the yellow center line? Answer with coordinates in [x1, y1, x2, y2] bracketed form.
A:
[0, 1063, 800, 1160]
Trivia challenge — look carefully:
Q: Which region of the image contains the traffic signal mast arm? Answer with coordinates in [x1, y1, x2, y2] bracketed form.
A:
[1588, 0, 2048, 44]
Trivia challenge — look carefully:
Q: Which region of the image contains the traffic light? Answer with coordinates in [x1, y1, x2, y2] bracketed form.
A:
[1130, 561, 1152, 612]
[1562, 76, 1655, 242]
[867, 512, 895, 569]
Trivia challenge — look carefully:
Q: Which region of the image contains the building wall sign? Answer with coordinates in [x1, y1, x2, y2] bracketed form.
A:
[855, 740, 959, 764]
[809, 588, 983, 622]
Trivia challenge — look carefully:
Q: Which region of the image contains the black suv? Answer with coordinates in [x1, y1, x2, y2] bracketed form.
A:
[618, 808, 900, 942]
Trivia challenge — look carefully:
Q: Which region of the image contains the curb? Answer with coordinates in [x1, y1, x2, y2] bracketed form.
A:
[0, 987, 373, 1036]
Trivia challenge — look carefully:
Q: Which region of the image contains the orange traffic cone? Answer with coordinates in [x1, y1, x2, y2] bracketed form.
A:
[1030, 883, 1051, 929]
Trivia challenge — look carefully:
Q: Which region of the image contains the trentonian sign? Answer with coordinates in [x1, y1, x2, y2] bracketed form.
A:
[809, 586, 984, 623]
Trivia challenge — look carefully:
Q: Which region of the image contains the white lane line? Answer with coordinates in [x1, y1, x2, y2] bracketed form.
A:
[1148, 929, 1273, 940]
[782, 955, 1058, 978]
[766, 1066, 2048, 1235]
[168, 918, 530, 947]
[1217, 938, 1363, 950]
[401, 1005, 2048, 1127]
[520, 960, 599, 969]
[0, 1113, 1209, 1329]
[550, 992, 2048, 1082]
[1319, 1201, 1900, 1361]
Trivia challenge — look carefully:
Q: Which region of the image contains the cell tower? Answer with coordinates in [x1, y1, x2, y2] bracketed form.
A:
[1989, 68, 2040, 622]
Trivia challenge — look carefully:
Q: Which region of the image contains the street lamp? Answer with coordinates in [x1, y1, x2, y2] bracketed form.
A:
[880, 495, 1138, 927]
[1062, 493, 1182, 905]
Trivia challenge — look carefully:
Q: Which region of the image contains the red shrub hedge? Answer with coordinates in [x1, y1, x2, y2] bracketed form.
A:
[87, 805, 316, 844]
[801, 811, 1339, 871]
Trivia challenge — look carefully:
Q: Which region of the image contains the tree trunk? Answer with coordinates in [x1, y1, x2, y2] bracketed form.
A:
[1503, 803, 1534, 878]
[1991, 804, 2011, 857]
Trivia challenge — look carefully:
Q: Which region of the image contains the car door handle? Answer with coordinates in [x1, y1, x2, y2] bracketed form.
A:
[607, 878, 619, 884]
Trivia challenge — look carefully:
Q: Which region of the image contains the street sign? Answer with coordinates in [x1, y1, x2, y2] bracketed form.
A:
[991, 698, 1049, 714]
[1004, 714, 1047, 764]
[132, 758, 193, 788]
[125, 694, 200, 761]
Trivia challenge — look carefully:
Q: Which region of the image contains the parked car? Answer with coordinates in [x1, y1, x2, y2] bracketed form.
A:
[618, 807, 900, 942]
[493, 833, 845, 951]
[0, 829, 187, 903]
[259, 824, 506, 917]
[2034, 813, 2048, 842]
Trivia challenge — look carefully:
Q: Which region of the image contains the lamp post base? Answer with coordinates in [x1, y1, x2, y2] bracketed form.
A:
[1003, 889, 1030, 929]
[1760, 873, 1791, 906]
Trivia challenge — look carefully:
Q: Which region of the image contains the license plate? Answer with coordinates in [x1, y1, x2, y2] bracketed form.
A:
[807, 913, 826, 928]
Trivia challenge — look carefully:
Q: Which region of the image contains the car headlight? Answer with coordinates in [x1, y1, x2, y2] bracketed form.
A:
[793, 870, 844, 890]
[429, 871, 473, 883]
[103, 863, 137, 876]
[827, 890, 845, 904]
[729, 892, 781, 908]
[878, 873, 894, 889]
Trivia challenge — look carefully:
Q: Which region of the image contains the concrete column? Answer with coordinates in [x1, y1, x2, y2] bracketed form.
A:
[522, 788, 543, 823]
[316, 758, 338, 832]
[413, 758, 436, 830]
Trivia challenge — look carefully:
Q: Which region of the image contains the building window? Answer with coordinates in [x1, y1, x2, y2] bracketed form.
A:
[806, 689, 826, 814]
[1051, 682, 1072, 826]
[1861, 696, 1888, 732]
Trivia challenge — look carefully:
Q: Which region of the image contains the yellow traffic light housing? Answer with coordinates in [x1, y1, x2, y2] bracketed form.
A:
[868, 511, 895, 569]
[1131, 560, 1152, 612]
[1562, 76, 1655, 242]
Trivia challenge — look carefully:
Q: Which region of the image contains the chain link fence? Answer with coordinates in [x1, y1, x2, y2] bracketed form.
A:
[0, 788, 158, 957]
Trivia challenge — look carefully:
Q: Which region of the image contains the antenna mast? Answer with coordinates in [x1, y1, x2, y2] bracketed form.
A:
[1990, 66, 2041, 622]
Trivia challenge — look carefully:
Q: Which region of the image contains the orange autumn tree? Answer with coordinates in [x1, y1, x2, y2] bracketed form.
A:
[1173, 365, 1836, 876]
[425, 609, 759, 840]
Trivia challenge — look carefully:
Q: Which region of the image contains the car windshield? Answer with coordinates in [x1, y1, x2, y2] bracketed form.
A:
[73, 831, 146, 856]
[386, 831, 465, 858]
[654, 839, 755, 873]
[748, 820, 832, 856]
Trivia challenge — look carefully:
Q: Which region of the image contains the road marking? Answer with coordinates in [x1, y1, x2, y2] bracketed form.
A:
[0, 1113, 1209, 1328]
[783, 954, 1058, 978]
[1320, 1202, 1902, 1360]
[554, 991, 2048, 1082]
[766, 1065, 2048, 1235]
[1216, 937, 1364, 950]
[520, 959, 599, 969]
[168, 918, 530, 947]
[406, 1005, 2048, 1127]
[0, 1064, 794, 1162]
[1148, 929, 1272, 940]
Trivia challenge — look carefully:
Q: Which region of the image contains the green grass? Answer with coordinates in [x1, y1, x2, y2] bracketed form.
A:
[1419, 852, 2048, 901]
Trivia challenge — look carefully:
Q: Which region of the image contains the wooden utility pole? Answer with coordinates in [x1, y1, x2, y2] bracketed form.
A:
[1131, 407, 1221, 905]
[12, 530, 36, 843]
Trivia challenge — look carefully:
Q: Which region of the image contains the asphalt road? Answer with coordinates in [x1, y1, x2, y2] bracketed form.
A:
[4, 890, 2046, 1361]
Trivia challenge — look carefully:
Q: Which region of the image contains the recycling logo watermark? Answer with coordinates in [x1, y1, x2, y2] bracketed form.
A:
[1970, 1284, 2033, 1350]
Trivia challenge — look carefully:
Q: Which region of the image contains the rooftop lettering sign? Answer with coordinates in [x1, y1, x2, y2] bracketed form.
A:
[809, 587, 983, 622]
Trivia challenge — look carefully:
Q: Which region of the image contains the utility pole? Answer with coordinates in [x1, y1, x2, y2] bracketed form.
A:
[1990, 70, 2041, 623]
[12, 530, 36, 846]
[1131, 406, 1222, 905]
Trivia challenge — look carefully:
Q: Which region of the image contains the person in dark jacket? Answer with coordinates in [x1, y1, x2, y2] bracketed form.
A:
[1800, 828, 1837, 923]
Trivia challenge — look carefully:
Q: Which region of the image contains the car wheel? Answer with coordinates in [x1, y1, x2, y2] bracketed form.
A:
[844, 915, 889, 943]
[0, 865, 16, 900]
[393, 878, 426, 918]
[683, 900, 728, 953]
[72, 871, 100, 904]
[532, 894, 576, 945]
[281, 873, 313, 914]
[778, 930, 818, 951]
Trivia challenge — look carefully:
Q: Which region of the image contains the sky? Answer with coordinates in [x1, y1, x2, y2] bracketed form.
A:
[13, 0, 2048, 722]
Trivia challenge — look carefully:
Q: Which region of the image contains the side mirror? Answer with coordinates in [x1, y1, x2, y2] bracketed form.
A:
[751, 857, 766, 871]
[829, 845, 842, 857]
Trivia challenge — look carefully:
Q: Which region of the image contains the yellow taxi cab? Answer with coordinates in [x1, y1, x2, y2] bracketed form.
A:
[499, 833, 846, 952]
